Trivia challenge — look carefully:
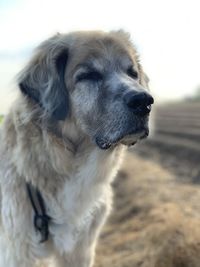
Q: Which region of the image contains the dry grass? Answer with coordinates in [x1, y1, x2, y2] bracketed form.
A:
[95, 151, 200, 267]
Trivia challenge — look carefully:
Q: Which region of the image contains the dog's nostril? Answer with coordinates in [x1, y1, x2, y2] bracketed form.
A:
[124, 92, 154, 116]
[147, 95, 154, 105]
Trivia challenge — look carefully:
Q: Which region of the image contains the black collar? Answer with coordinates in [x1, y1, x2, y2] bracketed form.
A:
[26, 183, 51, 243]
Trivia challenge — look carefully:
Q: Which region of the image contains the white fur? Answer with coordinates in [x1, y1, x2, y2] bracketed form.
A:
[0, 107, 125, 266]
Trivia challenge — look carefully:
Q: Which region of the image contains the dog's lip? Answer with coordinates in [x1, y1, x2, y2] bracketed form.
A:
[120, 129, 149, 146]
[95, 128, 149, 150]
[95, 137, 112, 150]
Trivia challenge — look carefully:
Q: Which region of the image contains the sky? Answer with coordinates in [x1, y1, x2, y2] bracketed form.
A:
[0, 0, 200, 114]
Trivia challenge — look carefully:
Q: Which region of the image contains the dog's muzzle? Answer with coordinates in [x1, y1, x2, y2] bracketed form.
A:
[95, 91, 154, 150]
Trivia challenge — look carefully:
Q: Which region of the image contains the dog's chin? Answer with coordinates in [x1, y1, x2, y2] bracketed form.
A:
[95, 128, 149, 150]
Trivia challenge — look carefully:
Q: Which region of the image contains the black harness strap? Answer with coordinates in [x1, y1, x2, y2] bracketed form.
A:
[26, 183, 51, 243]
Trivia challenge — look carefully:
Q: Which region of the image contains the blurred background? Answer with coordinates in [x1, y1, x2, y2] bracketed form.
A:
[1, 0, 200, 266]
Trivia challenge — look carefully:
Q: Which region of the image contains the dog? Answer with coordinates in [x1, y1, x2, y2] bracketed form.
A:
[0, 30, 153, 267]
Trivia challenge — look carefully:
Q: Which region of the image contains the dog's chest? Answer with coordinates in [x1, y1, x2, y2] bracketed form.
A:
[46, 149, 116, 253]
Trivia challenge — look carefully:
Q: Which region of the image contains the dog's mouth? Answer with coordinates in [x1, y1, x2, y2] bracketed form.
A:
[95, 128, 149, 150]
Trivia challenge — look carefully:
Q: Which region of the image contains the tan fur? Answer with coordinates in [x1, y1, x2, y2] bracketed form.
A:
[0, 30, 151, 267]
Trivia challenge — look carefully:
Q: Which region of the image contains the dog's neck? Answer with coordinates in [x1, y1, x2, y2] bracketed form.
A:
[7, 99, 120, 193]
[47, 120, 85, 155]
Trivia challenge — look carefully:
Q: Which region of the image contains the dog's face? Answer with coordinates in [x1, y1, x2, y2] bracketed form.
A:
[19, 31, 154, 150]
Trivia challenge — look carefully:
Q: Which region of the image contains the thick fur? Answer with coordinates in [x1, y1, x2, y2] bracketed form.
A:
[0, 30, 151, 267]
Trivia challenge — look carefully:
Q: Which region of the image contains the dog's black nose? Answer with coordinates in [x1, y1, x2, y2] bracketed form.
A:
[124, 92, 154, 116]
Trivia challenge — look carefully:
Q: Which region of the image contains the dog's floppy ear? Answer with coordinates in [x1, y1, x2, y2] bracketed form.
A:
[18, 36, 69, 120]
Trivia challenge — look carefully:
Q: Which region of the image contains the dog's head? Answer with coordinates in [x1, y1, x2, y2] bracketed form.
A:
[18, 30, 154, 149]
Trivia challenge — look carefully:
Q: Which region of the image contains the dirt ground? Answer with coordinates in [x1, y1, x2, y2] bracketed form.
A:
[136, 102, 200, 182]
[95, 151, 200, 267]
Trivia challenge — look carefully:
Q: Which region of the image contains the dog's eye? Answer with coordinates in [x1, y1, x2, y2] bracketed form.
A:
[76, 71, 103, 82]
[127, 67, 138, 79]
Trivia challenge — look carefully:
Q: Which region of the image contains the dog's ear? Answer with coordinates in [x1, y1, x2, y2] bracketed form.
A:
[18, 36, 69, 120]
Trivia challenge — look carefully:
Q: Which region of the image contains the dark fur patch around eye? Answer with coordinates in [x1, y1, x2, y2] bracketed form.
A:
[127, 67, 138, 79]
[76, 71, 103, 82]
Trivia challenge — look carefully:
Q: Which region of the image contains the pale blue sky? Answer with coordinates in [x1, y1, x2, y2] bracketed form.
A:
[0, 0, 200, 113]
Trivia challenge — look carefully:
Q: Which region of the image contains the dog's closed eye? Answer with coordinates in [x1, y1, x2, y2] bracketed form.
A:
[76, 71, 103, 82]
[127, 67, 138, 80]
